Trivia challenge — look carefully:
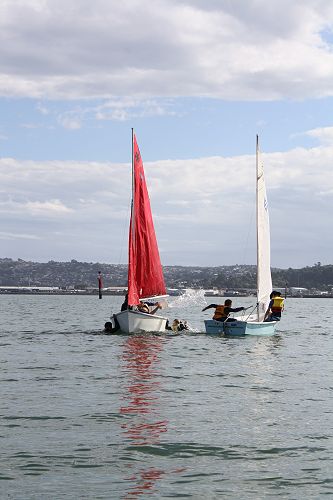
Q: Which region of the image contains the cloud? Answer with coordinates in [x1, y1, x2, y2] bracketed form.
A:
[0, 198, 72, 217]
[53, 98, 179, 128]
[94, 98, 178, 121]
[57, 114, 82, 130]
[1, 0, 333, 100]
[0, 231, 41, 241]
[25, 199, 73, 216]
[36, 102, 49, 115]
[0, 138, 332, 266]
[304, 126, 333, 144]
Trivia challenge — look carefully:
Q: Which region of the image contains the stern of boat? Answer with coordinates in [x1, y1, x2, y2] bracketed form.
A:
[204, 319, 225, 335]
[224, 320, 276, 336]
[115, 310, 167, 334]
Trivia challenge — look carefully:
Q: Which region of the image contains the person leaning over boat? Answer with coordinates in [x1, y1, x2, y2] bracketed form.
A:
[120, 293, 162, 315]
[264, 291, 284, 322]
[137, 300, 162, 315]
[202, 299, 246, 322]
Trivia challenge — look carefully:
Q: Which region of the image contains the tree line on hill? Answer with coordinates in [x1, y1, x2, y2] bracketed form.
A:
[0, 258, 332, 292]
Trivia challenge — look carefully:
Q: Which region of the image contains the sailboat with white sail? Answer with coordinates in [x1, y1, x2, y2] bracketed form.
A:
[204, 136, 277, 336]
[114, 130, 168, 334]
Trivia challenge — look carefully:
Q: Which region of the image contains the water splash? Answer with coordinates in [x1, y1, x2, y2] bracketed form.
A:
[168, 289, 207, 309]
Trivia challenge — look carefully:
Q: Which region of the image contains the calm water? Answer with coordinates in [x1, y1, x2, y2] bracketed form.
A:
[0, 294, 332, 499]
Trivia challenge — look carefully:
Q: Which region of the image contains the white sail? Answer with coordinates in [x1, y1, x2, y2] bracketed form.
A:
[256, 135, 272, 321]
[204, 135, 277, 336]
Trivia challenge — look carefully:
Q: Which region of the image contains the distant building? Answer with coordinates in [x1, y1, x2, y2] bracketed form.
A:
[289, 287, 308, 297]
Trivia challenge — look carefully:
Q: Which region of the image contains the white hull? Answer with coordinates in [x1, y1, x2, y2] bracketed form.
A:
[115, 310, 167, 334]
[204, 319, 277, 336]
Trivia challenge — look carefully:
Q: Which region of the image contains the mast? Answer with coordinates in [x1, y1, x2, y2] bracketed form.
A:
[256, 134, 260, 321]
[131, 127, 135, 241]
[127, 128, 136, 301]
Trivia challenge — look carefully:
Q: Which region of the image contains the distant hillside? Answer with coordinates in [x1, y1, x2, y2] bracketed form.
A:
[0, 258, 332, 291]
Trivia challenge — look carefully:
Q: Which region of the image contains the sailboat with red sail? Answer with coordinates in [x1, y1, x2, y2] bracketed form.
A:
[114, 130, 167, 333]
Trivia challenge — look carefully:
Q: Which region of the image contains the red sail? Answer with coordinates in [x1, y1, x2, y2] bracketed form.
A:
[127, 134, 166, 306]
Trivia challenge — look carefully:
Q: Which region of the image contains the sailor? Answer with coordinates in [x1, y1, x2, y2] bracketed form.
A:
[137, 301, 162, 315]
[166, 319, 190, 332]
[178, 320, 189, 331]
[202, 299, 245, 322]
[121, 293, 129, 311]
[264, 291, 284, 322]
[104, 317, 121, 334]
[137, 301, 150, 313]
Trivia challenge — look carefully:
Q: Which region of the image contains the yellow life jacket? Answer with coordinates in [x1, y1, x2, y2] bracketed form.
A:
[213, 305, 228, 320]
[271, 297, 284, 313]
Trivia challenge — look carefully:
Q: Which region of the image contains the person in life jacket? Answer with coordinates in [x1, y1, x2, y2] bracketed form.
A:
[264, 291, 284, 322]
[202, 299, 246, 322]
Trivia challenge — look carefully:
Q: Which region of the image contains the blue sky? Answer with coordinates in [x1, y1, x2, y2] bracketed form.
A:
[1, 0, 333, 269]
[1, 97, 329, 161]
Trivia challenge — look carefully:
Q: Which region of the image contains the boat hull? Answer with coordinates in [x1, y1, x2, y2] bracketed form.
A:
[204, 319, 276, 336]
[115, 310, 167, 334]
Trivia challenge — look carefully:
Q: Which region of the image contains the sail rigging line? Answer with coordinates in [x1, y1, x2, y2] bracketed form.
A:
[117, 197, 131, 266]
[115, 134, 135, 267]
[239, 202, 255, 267]
[244, 303, 259, 321]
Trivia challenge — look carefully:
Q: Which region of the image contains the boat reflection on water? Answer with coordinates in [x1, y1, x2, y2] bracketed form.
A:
[120, 334, 168, 445]
[120, 335, 185, 498]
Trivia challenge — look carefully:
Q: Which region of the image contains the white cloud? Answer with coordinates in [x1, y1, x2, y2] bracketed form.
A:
[57, 115, 82, 130]
[36, 102, 49, 115]
[0, 140, 332, 266]
[0, 231, 41, 240]
[1, 0, 333, 100]
[25, 199, 73, 215]
[0, 198, 72, 217]
[95, 99, 178, 121]
[33, 98, 178, 129]
[304, 126, 333, 144]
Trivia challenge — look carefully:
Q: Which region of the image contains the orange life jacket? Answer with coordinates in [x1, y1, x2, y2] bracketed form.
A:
[213, 305, 228, 320]
[271, 297, 284, 313]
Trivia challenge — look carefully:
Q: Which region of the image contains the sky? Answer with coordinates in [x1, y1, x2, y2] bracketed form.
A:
[0, 0, 333, 269]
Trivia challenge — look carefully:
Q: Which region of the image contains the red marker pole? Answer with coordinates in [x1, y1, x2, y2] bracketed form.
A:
[98, 271, 103, 299]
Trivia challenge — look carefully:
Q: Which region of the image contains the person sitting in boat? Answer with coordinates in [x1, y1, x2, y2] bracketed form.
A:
[264, 291, 284, 322]
[137, 300, 162, 315]
[121, 293, 129, 311]
[202, 299, 246, 322]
